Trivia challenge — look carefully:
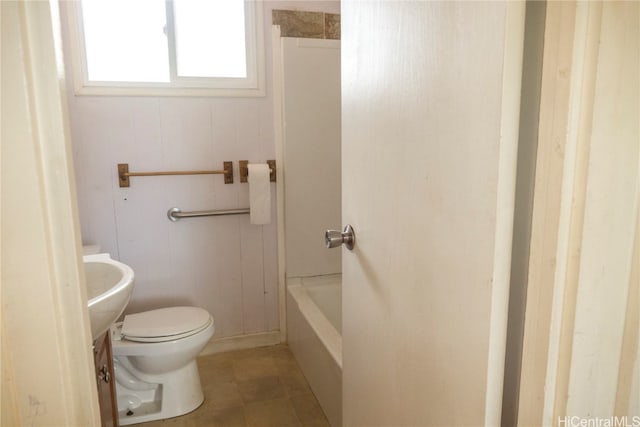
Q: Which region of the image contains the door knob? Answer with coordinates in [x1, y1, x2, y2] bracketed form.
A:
[325, 225, 355, 250]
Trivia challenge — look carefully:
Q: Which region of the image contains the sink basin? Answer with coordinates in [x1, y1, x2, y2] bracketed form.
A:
[84, 253, 134, 339]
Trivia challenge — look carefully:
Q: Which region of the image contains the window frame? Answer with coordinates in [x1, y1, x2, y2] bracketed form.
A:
[63, 0, 265, 97]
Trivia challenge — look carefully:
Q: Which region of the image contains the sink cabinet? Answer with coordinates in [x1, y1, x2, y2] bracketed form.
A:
[94, 330, 118, 427]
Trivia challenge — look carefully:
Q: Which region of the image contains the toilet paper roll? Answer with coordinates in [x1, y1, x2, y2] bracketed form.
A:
[248, 163, 271, 225]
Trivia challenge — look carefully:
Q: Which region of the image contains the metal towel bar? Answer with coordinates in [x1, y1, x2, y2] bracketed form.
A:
[167, 207, 249, 222]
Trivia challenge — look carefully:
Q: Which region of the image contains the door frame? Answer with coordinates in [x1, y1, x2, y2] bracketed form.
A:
[518, 1, 639, 424]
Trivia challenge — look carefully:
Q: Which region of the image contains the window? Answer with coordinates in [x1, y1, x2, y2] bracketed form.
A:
[64, 0, 264, 96]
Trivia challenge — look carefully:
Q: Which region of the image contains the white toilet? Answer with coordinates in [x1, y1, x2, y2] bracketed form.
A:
[111, 306, 215, 425]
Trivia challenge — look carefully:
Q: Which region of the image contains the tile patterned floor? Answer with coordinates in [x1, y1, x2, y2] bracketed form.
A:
[138, 345, 330, 427]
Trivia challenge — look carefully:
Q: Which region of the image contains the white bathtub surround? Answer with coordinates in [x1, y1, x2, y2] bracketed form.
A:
[277, 36, 342, 279]
[273, 27, 342, 427]
[287, 275, 342, 427]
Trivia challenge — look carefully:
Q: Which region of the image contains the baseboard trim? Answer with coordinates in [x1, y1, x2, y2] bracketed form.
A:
[200, 331, 282, 356]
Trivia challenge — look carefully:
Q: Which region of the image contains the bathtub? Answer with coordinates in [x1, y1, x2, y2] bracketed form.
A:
[287, 274, 342, 427]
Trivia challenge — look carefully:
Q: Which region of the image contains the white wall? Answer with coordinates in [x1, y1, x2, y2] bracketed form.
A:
[61, 1, 339, 341]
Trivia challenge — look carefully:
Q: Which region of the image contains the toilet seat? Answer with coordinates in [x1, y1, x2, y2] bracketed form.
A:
[121, 307, 212, 343]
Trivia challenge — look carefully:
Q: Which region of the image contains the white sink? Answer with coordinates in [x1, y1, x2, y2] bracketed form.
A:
[84, 253, 134, 339]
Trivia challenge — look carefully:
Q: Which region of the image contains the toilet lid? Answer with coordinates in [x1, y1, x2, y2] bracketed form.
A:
[121, 307, 212, 342]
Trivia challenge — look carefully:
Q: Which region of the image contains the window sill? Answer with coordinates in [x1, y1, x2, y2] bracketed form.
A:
[73, 84, 265, 98]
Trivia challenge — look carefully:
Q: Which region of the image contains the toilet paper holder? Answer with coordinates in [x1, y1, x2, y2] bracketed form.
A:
[239, 160, 276, 183]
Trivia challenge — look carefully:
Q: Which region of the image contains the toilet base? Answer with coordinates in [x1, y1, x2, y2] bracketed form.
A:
[115, 359, 205, 425]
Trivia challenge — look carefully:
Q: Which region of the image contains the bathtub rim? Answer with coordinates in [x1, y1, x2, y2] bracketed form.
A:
[287, 276, 342, 369]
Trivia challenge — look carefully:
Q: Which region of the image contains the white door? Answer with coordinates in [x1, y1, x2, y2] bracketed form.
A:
[1, 1, 100, 424]
[341, 2, 525, 425]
